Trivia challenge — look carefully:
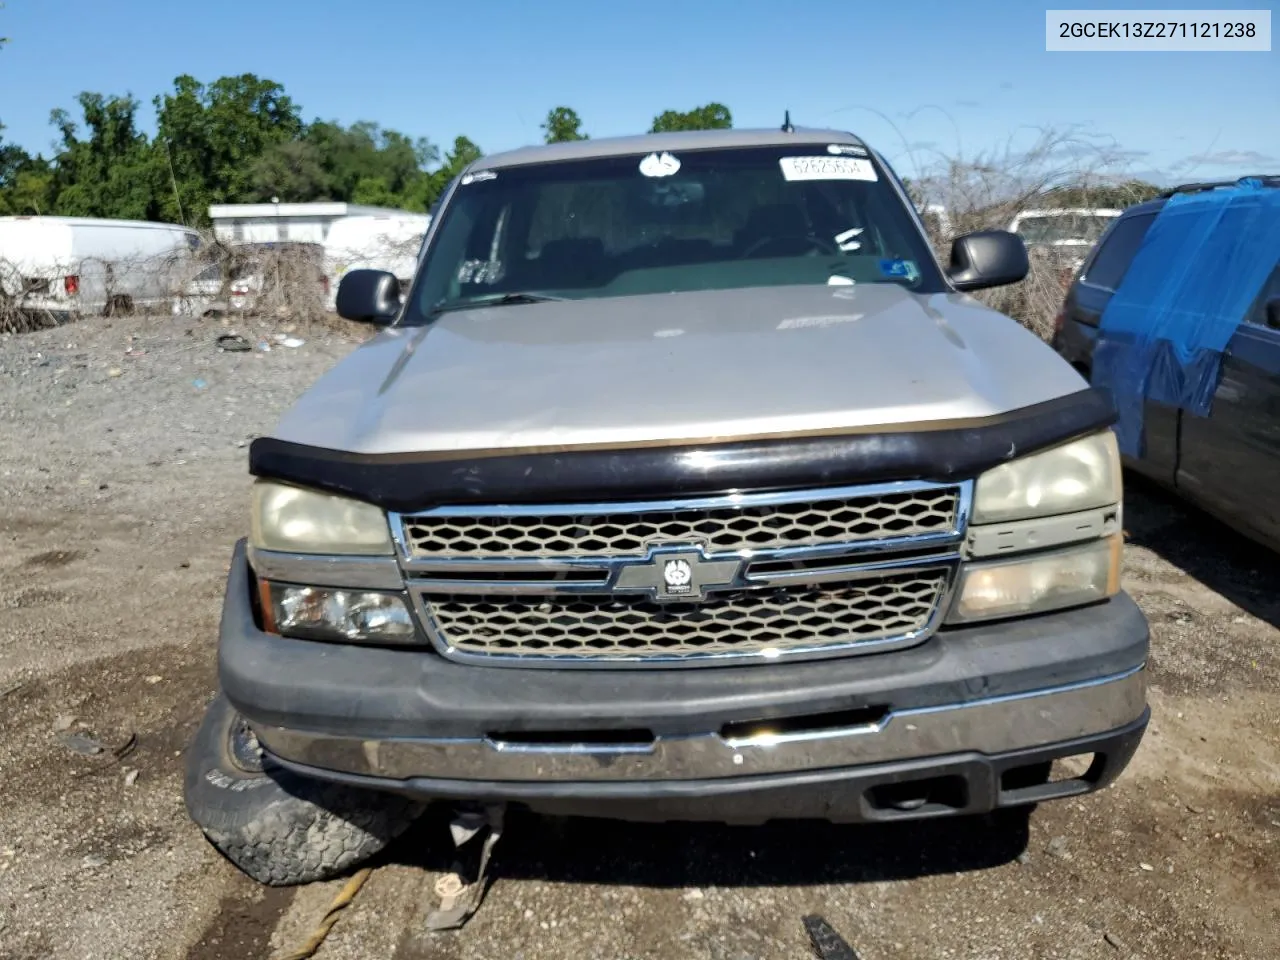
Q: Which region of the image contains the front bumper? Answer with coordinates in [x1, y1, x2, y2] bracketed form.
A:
[219, 540, 1150, 822]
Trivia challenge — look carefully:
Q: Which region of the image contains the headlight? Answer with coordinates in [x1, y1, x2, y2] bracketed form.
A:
[250, 480, 392, 555]
[973, 431, 1121, 524]
[261, 583, 419, 645]
[947, 536, 1120, 624]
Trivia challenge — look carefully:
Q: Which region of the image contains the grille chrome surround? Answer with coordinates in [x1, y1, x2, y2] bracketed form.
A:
[391, 480, 971, 668]
[399, 485, 962, 560]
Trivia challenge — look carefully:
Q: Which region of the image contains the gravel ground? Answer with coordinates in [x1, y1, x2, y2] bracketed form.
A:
[0, 313, 1277, 960]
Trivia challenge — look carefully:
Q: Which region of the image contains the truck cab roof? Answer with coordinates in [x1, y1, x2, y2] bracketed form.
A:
[475, 127, 868, 170]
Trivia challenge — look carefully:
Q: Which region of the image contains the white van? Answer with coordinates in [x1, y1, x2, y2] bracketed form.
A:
[0, 216, 203, 321]
[322, 214, 430, 311]
[1008, 208, 1122, 252]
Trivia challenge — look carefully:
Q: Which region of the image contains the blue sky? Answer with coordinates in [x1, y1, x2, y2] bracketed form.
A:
[1, 0, 1275, 187]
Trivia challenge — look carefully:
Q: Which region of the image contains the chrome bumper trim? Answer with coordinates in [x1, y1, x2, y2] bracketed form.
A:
[252, 664, 1146, 783]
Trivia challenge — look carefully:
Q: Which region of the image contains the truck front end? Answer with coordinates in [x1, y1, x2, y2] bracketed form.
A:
[224, 398, 1146, 824]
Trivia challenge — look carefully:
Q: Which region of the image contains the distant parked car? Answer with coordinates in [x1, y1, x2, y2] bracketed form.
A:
[173, 242, 326, 317]
[172, 262, 228, 317]
[0, 216, 202, 322]
[1010, 208, 1122, 287]
[1010, 208, 1121, 254]
[1052, 176, 1280, 551]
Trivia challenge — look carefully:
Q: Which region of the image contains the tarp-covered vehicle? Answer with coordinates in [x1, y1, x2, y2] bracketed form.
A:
[1053, 176, 1280, 551]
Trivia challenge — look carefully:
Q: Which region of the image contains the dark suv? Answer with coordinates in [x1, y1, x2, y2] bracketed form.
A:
[1052, 176, 1280, 551]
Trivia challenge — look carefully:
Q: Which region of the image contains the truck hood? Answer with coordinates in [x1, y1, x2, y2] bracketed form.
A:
[272, 284, 1086, 455]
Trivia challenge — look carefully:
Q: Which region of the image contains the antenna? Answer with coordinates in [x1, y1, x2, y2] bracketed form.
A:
[781, 110, 795, 133]
[163, 139, 187, 226]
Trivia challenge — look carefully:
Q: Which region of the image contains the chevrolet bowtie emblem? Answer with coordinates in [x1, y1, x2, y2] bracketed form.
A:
[611, 546, 742, 602]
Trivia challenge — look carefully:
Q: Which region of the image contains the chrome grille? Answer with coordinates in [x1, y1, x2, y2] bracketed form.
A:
[400, 486, 961, 559]
[396, 481, 970, 668]
[422, 570, 949, 661]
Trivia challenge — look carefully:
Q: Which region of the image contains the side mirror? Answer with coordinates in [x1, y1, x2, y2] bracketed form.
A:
[336, 269, 401, 324]
[1266, 297, 1280, 330]
[947, 230, 1030, 292]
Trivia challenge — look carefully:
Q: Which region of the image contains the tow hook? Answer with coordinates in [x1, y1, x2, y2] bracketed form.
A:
[425, 802, 507, 932]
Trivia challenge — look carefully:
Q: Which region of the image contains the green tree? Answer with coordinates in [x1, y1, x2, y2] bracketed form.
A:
[0, 63, 496, 225]
[0, 126, 53, 215]
[249, 139, 328, 202]
[542, 106, 588, 143]
[396, 136, 483, 213]
[440, 135, 482, 176]
[47, 93, 160, 219]
[153, 74, 303, 223]
[650, 103, 732, 133]
[352, 176, 399, 207]
[304, 120, 437, 203]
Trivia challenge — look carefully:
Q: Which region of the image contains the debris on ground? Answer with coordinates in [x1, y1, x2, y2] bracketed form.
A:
[111, 732, 138, 760]
[216, 334, 251, 353]
[276, 866, 373, 960]
[60, 733, 104, 756]
[803, 915, 863, 960]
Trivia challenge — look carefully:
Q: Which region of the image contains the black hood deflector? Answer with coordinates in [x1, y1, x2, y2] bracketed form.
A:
[249, 387, 1116, 511]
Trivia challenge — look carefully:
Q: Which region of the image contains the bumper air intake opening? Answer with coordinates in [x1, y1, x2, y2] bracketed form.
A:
[1049, 752, 1102, 783]
[720, 704, 890, 743]
[865, 775, 969, 816]
[999, 752, 1106, 805]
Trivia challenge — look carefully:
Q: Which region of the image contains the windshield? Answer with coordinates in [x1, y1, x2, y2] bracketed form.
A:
[1016, 213, 1117, 245]
[404, 145, 944, 321]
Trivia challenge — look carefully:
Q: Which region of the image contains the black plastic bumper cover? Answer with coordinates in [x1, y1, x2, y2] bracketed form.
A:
[218, 535, 1152, 821]
[219, 539, 1149, 741]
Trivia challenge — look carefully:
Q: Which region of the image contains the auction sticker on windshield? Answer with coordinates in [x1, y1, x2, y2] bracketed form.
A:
[779, 156, 878, 182]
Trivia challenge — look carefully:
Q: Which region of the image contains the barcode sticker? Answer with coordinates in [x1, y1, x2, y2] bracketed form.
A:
[779, 156, 878, 182]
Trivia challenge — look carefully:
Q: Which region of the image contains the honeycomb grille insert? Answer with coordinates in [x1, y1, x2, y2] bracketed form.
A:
[401, 487, 961, 559]
[422, 571, 949, 660]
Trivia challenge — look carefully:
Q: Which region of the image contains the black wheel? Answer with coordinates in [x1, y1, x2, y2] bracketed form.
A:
[184, 692, 425, 886]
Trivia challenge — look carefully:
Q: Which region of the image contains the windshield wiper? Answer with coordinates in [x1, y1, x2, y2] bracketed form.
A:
[429, 291, 565, 315]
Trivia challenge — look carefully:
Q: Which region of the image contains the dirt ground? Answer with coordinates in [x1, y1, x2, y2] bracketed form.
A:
[1, 313, 1277, 960]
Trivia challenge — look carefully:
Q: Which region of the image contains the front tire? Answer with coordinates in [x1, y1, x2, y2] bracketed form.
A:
[184, 692, 424, 886]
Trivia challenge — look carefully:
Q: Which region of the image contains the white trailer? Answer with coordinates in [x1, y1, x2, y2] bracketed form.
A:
[0, 216, 203, 321]
[322, 213, 430, 311]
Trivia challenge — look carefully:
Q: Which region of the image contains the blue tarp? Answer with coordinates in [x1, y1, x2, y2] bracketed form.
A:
[1092, 178, 1280, 457]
